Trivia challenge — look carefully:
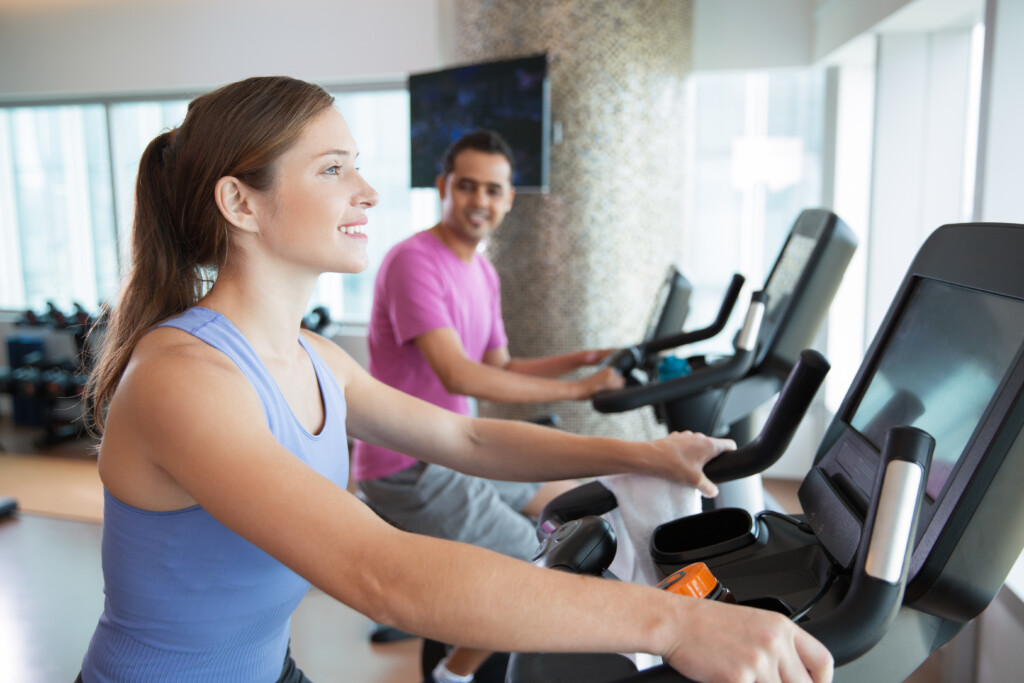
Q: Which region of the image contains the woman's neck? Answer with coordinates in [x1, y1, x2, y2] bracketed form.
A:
[200, 267, 318, 361]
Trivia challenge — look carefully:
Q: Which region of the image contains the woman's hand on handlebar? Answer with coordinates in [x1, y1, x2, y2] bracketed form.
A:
[662, 600, 834, 683]
[649, 431, 735, 498]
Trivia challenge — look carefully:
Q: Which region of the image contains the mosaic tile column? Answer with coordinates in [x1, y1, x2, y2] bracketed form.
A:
[455, 0, 693, 441]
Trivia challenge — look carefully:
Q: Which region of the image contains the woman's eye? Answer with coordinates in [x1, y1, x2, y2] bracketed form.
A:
[324, 165, 342, 175]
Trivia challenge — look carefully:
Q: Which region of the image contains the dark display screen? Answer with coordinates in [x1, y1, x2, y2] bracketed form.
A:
[849, 278, 1024, 499]
[409, 54, 549, 189]
[643, 266, 690, 342]
[762, 231, 818, 333]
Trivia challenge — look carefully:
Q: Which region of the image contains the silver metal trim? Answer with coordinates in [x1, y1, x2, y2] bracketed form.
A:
[734, 299, 766, 351]
[865, 460, 924, 583]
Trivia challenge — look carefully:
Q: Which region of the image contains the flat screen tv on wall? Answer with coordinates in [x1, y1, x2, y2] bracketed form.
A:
[409, 53, 551, 192]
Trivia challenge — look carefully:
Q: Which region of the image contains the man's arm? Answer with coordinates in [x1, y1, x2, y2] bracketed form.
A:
[415, 327, 622, 403]
[490, 347, 614, 378]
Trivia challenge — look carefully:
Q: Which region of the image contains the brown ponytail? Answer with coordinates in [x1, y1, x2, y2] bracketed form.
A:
[85, 76, 335, 434]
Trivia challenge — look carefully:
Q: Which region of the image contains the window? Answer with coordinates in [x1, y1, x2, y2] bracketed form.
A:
[681, 68, 828, 478]
[0, 105, 117, 312]
[0, 84, 426, 325]
[108, 100, 190, 270]
[682, 69, 826, 353]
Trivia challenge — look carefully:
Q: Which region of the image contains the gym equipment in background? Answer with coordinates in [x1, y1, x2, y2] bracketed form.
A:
[414, 266, 697, 681]
[593, 208, 858, 514]
[0, 496, 17, 517]
[1, 301, 103, 447]
[509, 221, 1024, 682]
[301, 306, 332, 335]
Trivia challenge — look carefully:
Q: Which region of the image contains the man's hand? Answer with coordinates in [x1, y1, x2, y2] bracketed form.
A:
[576, 366, 626, 399]
[578, 348, 619, 366]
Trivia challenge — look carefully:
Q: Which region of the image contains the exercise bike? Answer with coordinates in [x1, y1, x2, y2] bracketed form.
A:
[512, 221, 1024, 682]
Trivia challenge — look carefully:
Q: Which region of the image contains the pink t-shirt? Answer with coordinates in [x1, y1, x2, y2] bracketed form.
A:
[351, 230, 508, 480]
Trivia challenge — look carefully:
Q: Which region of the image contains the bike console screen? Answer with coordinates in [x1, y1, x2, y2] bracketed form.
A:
[847, 278, 1024, 501]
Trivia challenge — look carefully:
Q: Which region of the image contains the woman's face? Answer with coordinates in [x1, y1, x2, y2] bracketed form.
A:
[252, 107, 379, 275]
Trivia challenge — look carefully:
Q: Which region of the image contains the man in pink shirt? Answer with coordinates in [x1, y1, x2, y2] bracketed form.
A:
[353, 131, 623, 563]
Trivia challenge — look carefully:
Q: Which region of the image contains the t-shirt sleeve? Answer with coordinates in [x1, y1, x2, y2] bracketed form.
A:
[383, 245, 454, 346]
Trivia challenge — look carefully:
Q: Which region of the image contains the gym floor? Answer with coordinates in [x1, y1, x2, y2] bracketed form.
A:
[0, 416, 943, 682]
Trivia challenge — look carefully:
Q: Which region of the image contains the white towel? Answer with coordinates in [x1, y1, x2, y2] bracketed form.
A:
[597, 473, 702, 587]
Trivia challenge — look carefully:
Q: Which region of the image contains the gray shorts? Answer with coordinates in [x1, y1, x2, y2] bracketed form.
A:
[358, 462, 544, 560]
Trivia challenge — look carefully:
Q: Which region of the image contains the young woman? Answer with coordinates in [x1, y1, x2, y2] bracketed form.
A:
[79, 76, 833, 683]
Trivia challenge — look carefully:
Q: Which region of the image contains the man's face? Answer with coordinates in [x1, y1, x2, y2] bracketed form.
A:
[437, 149, 515, 245]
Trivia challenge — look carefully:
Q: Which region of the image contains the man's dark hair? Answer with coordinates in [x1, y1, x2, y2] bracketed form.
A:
[441, 130, 516, 181]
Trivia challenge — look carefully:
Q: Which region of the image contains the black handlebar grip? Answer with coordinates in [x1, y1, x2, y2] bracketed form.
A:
[803, 426, 934, 665]
[602, 274, 747, 376]
[531, 516, 618, 576]
[644, 273, 746, 355]
[592, 347, 756, 413]
[598, 273, 747, 377]
[593, 290, 766, 414]
[608, 665, 695, 683]
[703, 349, 830, 483]
[536, 480, 619, 540]
[601, 345, 645, 375]
[508, 658, 699, 683]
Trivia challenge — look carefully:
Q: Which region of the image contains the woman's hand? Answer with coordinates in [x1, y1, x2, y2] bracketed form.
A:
[648, 430, 736, 498]
[662, 599, 834, 683]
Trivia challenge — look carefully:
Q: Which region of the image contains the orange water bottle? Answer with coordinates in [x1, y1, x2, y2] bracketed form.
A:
[656, 562, 736, 603]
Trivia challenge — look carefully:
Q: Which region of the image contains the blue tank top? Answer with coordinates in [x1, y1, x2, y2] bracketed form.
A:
[81, 307, 350, 682]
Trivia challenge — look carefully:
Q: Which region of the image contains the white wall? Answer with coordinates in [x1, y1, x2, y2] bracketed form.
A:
[812, 0, 981, 61]
[865, 28, 975, 335]
[813, 0, 912, 60]
[693, 0, 814, 70]
[693, 0, 979, 69]
[0, 0, 455, 99]
[976, 0, 1024, 223]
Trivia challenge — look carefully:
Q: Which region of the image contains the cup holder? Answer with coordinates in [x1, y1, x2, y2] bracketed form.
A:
[650, 507, 758, 566]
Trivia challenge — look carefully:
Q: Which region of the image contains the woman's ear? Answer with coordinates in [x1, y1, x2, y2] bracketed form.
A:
[214, 176, 260, 234]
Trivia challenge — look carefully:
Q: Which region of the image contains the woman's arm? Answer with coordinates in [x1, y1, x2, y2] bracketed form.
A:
[320, 335, 725, 499]
[106, 336, 831, 682]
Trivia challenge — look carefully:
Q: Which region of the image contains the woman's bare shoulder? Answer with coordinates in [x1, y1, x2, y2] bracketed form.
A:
[112, 326, 261, 427]
[129, 325, 242, 376]
[100, 327, 266, 509]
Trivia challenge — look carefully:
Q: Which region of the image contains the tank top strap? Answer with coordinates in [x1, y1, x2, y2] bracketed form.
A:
[155, 307, 347, 442]
[156, 307, 283, 427]
[297, 333, 348, 428]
